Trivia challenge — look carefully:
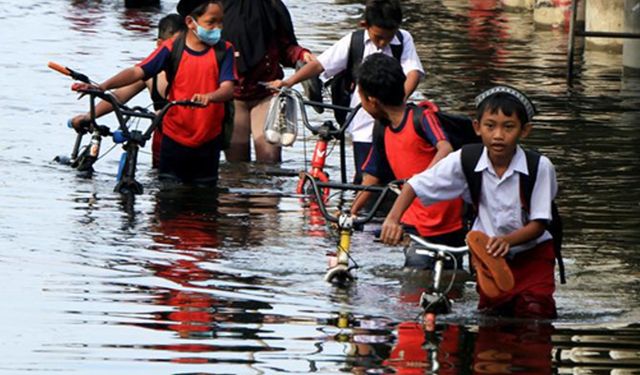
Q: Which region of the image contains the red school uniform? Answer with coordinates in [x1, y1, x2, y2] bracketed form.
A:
[137, 37, 237, 148]
[363, 107, 464, 237]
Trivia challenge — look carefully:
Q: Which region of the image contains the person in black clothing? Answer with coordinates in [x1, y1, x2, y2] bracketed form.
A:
[221, 0, 315, 163]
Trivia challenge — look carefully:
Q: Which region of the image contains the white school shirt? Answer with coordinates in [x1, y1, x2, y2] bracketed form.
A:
[317, 29, 424, 143]
[408, 146, 557, 256]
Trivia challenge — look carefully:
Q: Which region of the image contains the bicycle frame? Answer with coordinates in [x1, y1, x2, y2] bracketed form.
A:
[301, 173, 401, 286]
[408, 234, 469, 332]
[267, 87, 360, 199]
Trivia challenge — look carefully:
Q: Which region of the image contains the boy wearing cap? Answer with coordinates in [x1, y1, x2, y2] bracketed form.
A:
[72, 0, 237, 185]
[380, 86, 559, 319]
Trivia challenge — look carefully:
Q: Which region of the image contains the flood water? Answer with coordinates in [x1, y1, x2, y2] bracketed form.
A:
[1, 0, 640, 373]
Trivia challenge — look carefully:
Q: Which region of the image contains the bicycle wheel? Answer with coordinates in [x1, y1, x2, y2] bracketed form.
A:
[114, 148, 143, 195]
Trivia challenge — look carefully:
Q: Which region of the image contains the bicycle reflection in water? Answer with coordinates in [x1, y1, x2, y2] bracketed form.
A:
[129, 186, 278, 364]
[324, 310, 555, 374]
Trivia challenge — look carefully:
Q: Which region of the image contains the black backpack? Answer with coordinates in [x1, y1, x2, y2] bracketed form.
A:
[409, 101, 480, 150]
[166, 33, 235, 150]
[460, 144, 566, 284]
[330, 29, 404, 126]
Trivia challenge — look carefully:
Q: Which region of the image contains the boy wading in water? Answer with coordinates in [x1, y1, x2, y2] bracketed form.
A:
[72, 0, 237, 186]
[350, 54, 465, 270]
[381, 86, 559, 319]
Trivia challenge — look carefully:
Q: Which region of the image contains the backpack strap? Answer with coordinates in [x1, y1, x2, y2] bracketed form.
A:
[213, 40, 227, 69]
[165, 32, 186, 98]
[520, 149, 540, 212]
[460, 144, 484, 210]
[345, 29, 365, 93]
[345, 29, 404, 93]
[390, 30, 404, 61]
[410, 101, 444, 147]
[521, 149, 566, 284]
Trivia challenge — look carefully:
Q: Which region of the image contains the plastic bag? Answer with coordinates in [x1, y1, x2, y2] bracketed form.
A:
[264, 90, 298, 147]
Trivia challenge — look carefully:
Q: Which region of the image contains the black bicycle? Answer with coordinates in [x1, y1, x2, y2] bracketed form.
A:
[49, 61, 202, 194]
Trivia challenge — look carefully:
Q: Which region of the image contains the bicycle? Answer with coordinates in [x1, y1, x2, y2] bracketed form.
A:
[300, 172, 402, 285]
[49, 61, 202, 194]
[406, 234, 470, 332]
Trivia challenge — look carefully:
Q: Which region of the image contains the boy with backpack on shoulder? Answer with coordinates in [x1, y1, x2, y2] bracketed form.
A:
[380, 84, 563, 319]
[350, 53, 468, 270]
[72, 0, 237, 186]
[268, 0, 424, 184]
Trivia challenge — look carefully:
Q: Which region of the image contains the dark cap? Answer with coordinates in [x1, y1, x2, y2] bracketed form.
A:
[177, 0, 211, 17]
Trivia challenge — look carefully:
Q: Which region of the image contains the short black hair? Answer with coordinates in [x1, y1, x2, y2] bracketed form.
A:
[364, 0, 403, 30]
[357, 53, 405, 106]
[191, 0, 222, 19]
[476, 92, 530, 126]
[158, 13, 185, 40]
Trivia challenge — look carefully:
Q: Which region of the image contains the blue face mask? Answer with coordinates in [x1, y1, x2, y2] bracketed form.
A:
[193, 20, 221, 46]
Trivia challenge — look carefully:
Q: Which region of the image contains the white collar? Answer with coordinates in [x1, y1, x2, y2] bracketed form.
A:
[363, 29, 402, 46]
[474, 145, 529, 179]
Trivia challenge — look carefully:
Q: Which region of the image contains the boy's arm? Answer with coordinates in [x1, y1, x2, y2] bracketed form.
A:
[100, 66, 146, 91]
[380, 183, 417, 245]
[192, 81, 235, 105]
[70, 80, 147, 130]
[268, 59, 324, 89]
[398, 31, 424, 99]
[70, 66, 146, 93]
[488, 156, 557, 257]
[350, 174, 381, 215]
[404, 70, 422, 100]
[486, 220, 547, 257]
[428, 140, 453, 169]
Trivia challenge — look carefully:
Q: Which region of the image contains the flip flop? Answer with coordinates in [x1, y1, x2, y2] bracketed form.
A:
[466, 231, 515, 297]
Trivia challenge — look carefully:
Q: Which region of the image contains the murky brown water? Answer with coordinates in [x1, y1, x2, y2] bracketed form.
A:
[1, 0, 639, 373]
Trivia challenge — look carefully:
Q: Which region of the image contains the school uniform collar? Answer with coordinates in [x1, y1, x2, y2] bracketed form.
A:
[362, 29, 402, 47]
[474, 145, 529, 180]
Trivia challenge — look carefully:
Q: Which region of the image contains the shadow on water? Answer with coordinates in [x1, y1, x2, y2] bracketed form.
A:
[0, 0, 639, 373]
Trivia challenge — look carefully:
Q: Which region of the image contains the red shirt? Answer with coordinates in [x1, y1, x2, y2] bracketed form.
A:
[364, 108, 464, 237]
[138, 38, 237, 147]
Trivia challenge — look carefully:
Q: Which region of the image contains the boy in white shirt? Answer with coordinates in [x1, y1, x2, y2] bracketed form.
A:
[269, 0, 424, 183]
[380, 86, 559, 319]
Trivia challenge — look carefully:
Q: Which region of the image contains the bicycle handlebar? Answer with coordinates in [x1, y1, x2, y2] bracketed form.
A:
[409, 234, 469, 255]
[73, 87, 204, 144]
[301, 172, 402, 225]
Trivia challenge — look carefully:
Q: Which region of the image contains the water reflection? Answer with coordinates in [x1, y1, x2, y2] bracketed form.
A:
[1, 0, 640, 372]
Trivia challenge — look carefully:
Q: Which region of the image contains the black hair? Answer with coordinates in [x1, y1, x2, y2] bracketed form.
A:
[357, 53, 405, 106]
[190, 0, 223, 19]
[476, 92, 530, 126]
[364, 0, 403, 30]
[158, 13, 185, 39]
